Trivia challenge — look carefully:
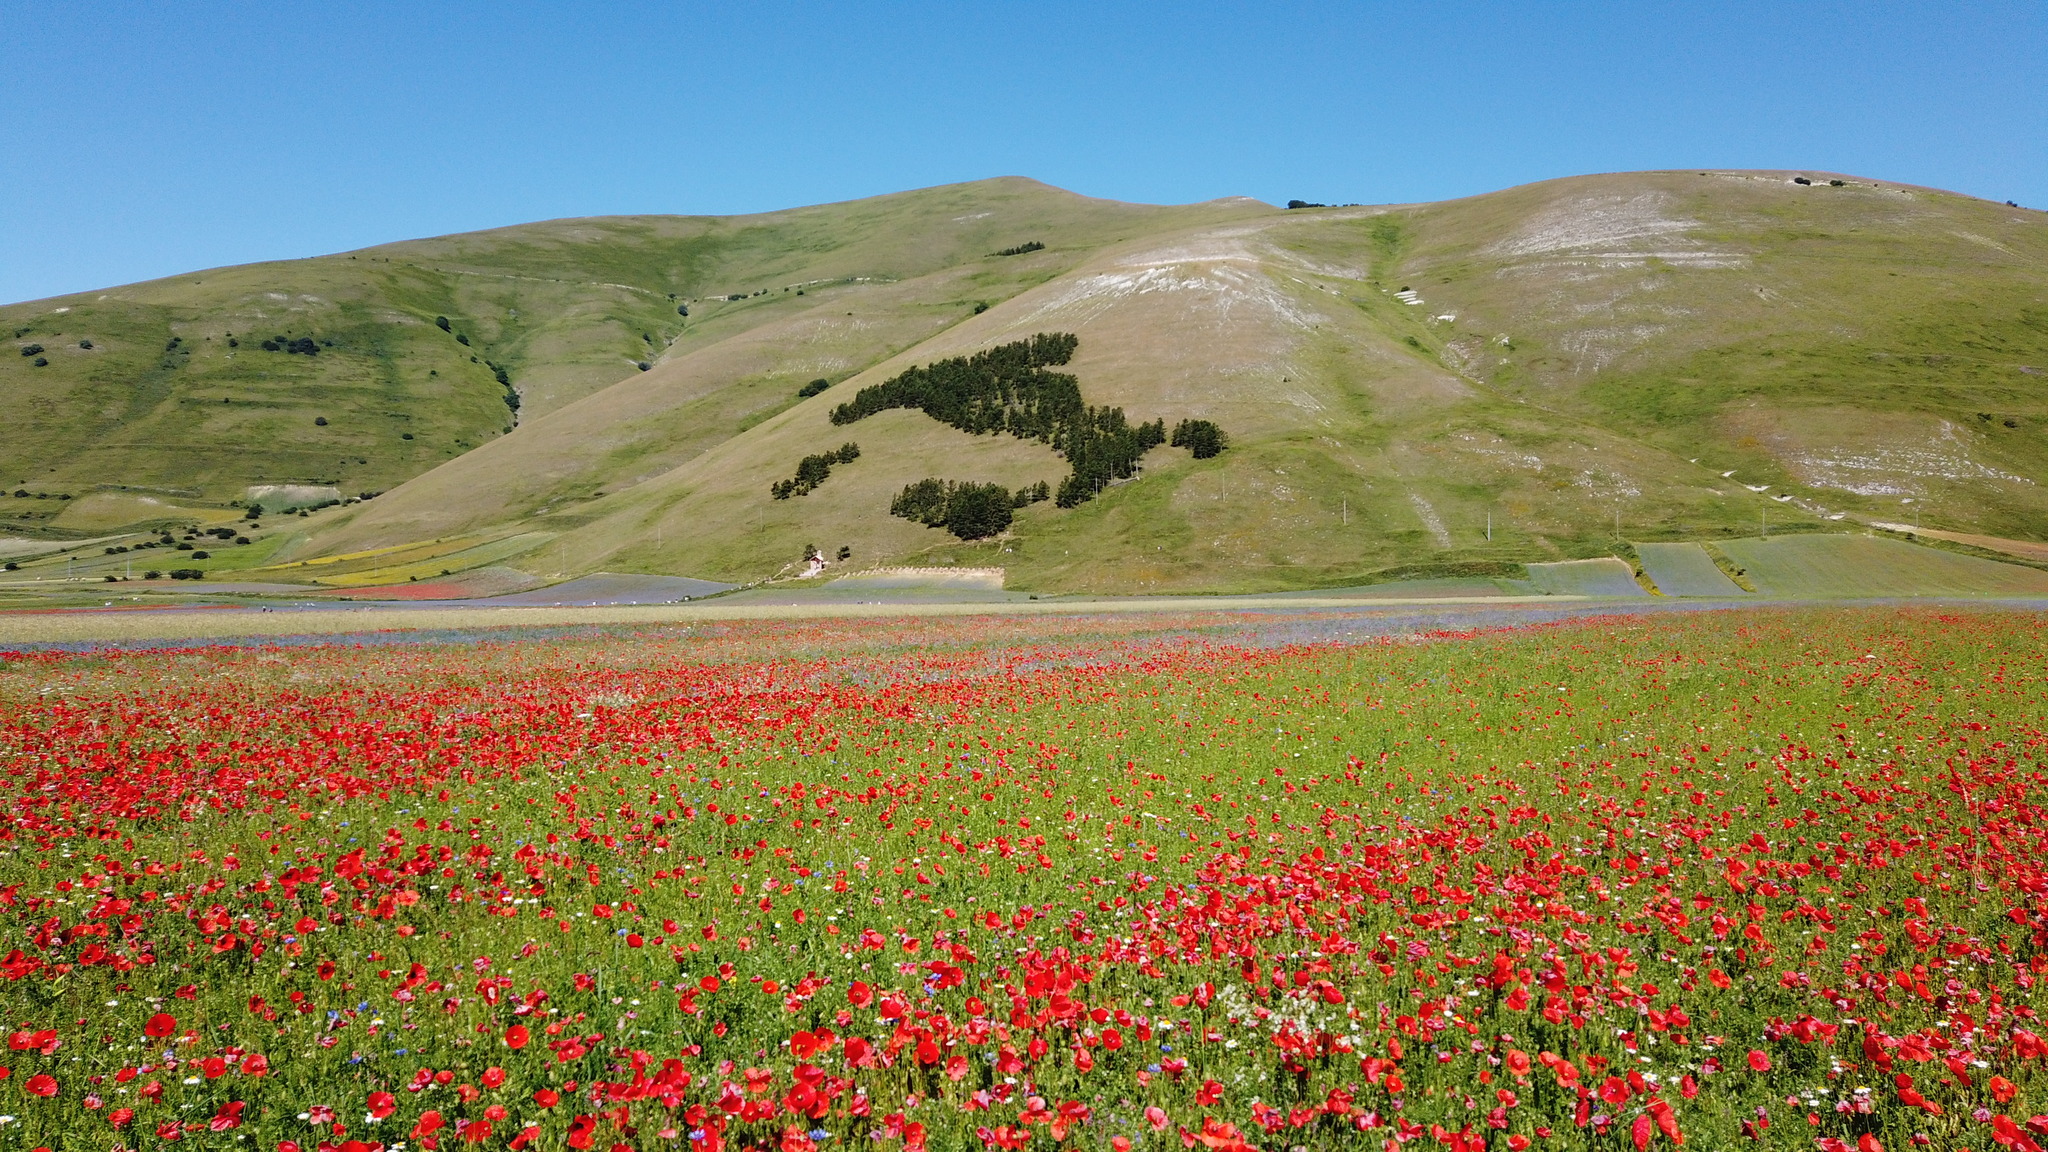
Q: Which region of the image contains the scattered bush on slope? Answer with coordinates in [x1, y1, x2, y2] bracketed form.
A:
[769, 443, 861, 500]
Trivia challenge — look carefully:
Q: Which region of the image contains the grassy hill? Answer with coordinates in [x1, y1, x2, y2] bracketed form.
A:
[1, 179, 1254, 533]
[6, 170, 2047, 595]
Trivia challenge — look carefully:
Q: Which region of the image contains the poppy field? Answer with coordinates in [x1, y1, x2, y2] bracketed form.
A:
[0, 606, 2044, 1152]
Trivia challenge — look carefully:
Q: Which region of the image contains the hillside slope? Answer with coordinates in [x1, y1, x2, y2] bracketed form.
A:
[9, 170, 2047, 594]
[514, 171, 2048, 591]
[2, 178, 1253, 534]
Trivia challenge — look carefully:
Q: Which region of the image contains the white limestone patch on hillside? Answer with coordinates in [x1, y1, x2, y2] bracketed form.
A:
[1555, 323, 1670, 375]
[1409, 494, 1453, 547]
[1021, 237, 1322, 332]
[1451, 432, 1545, 472]
[1487, 192, 1743, 268]
[246, 484, 343, 510]
[1788, 430, 2032, 497]
[1723, 408, 2034, 497]
[1573, 467, 1643, 501]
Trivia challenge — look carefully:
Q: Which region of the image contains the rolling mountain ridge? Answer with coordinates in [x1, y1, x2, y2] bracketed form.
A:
[4, 171, 2045, 594]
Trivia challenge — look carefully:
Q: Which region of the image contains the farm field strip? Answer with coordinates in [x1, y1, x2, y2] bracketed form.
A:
[1632, 544, 1746, 598]
[1718, 536, 2048, 599]
[0, 607, 2043, 1151]
[1524, 561, 1645, 598]
[316, 536, 557, 588]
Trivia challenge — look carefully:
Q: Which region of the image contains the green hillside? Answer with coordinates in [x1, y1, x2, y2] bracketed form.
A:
[6, 170, 2048, 596]
[1, 179, 1256, 534]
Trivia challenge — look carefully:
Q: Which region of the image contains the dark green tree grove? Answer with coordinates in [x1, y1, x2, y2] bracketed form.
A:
[1170, 418, 1228, 459]
[830, 334, 1193, 509]
[889, 479, 1015, 540]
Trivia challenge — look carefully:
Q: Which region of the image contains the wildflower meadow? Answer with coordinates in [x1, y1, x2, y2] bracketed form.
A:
[0, 606, 2043, 1152]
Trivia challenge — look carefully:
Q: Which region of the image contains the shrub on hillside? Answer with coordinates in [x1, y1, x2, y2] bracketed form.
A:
[992, 241, 1044, 256]
[797, 378, 832, 398]
[770, 443, 861, 499]
[19, 344, 43, 356]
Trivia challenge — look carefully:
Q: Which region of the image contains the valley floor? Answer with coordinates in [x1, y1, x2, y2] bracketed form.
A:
[0, 586, 2042, 650]
[0, 603, 2043, 1151]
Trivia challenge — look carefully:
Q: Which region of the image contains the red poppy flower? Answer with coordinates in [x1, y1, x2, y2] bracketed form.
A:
[504, 1024, 530, 1050]
[1747, 1049, 1772, 1072]
[25, 1072, 57, 1097]
[143, 1013, 177, 1038]
[209, 1100, 245, 1132]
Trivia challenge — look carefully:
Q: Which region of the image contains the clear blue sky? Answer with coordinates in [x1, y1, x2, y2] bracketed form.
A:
[5, 1, 2043, 305]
